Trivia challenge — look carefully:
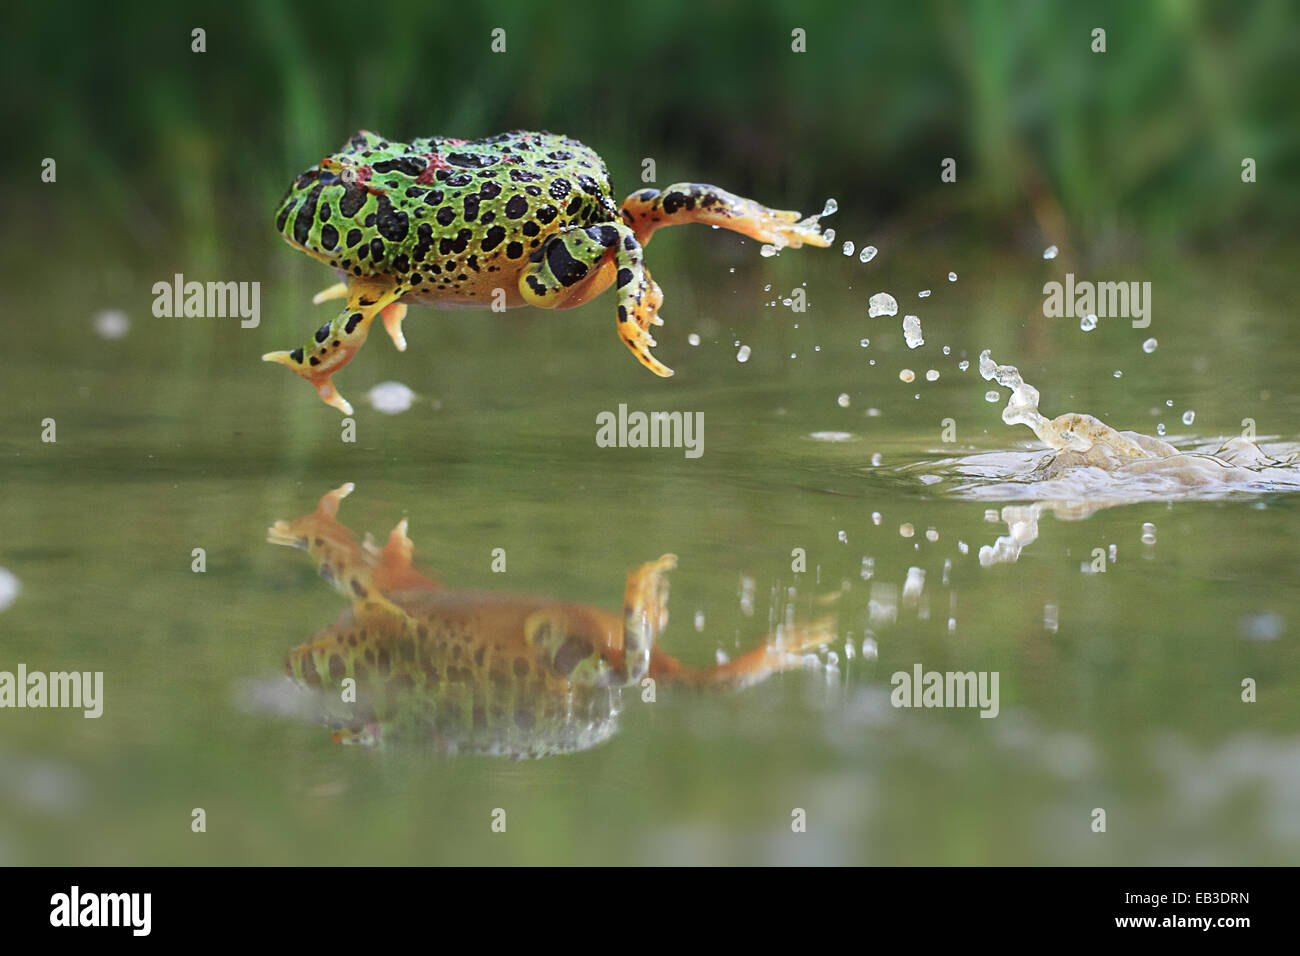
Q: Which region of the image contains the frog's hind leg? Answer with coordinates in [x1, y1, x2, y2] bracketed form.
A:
[620, 184, 832, 251]
[518, 223, 672, 377]
[649, 615, 836, 692]
[266, 482, 417, 631]
[263, 275, 405, 415]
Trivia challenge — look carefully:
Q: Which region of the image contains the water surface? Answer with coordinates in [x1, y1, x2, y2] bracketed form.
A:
[2, 238, 1298, 864]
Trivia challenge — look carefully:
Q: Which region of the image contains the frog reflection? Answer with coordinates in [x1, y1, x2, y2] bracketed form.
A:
[267, 484, 832, 758]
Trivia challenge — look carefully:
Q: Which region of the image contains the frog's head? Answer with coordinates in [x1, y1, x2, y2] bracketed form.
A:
[274, 130, 387, 262]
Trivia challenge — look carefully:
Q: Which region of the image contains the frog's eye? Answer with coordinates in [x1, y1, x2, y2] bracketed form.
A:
[340, 168, 358, 186]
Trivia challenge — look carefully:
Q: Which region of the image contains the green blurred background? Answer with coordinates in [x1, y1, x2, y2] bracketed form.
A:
[11, 0, 1298, 265]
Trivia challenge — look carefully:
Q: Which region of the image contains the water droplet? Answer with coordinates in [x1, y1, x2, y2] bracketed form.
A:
[837, 393, 850, 408]
[1156, 422, 1166, 436]
[868, 292, 898, 317]
[984, 390, 1000, 403]
[736, 345, 751, 363]
[899, 368, 915, 383]
[858, 245, 877, 263]
[821, 198, 838, 216]
[942, 345, 951, 355]
[917, 289, 931, 298]
[1182, 410, 1195, 425]
[821, 228, 836, 244]
[366, 381, 417, 414]
[871, 512, 882, 525]
[687, 333, 700, 346]
[1141, 522, 1157, 545]
[859, 337, 870, 348]
[0, 566, 20, 612]
[948, 272, 957, 282]
[903, 314, 924, 348]
[841, 240, 855, 256]
[1042, 245, 1059, 259]
[1113, 369, 1123, 378]
[926, 529, 939, 542]
[1044, 604, 1059, 633]
[1142, 338, 1158, 353]
[861, 637, 879, 659]
[837, 530, 848, 543]
[760, 244, 779, 258]
[925, 369, 939, 382]
[899, 524, 914, 538]
[693, 611, 705, 632]
[870, 453, 882, 466]
[1079, 313, 1097, 331]
[958, 360, 970, 371]
[93, 309, 129, 340]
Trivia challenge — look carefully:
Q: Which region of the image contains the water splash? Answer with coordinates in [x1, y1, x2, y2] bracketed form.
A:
[955, 349, 1300, 499]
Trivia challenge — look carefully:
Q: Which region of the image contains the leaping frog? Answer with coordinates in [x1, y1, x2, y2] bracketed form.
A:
[267, 130, 832, 414]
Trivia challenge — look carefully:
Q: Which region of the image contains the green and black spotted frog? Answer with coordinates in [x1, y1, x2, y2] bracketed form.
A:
[268, 130, 832, 413]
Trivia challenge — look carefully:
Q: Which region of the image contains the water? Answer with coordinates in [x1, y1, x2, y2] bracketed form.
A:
[869, 292, 898, 317]
[2, 241, 1298, 865]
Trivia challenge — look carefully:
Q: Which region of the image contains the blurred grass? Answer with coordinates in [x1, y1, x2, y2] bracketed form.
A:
[9, 0, 1299, 275]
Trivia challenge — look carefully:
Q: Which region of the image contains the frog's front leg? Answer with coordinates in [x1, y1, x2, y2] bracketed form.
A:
[263, 275, 405, 415]
[518, 223, 672, 377]
[525, 553, 676, 687]
[314, 282, 409, 352]
[266, 482, 419, 632]
[620, 183, 832, 251]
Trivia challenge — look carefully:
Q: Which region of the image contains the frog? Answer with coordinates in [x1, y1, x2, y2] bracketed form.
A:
[266, 483, 834, 758]
[266, 130, 833, 414]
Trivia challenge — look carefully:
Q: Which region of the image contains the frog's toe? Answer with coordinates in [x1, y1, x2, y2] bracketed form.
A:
[619, 323, 675, 377]
[756, 207, 833, 249]
[312, 282, 349, 305]
[261, 351, 355, 415]
[314, 378, 355, 416]
[380, 302, 408, 352]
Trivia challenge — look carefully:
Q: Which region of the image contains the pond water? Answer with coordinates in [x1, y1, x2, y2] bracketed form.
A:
[2, 232, 1297, 864]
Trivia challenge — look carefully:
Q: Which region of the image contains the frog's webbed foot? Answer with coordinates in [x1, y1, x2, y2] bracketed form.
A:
[267, 483, 418, 632]
[518, 223, 673, 377]
[620, 183, 833, 251]
[263, 275, 405, 415]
